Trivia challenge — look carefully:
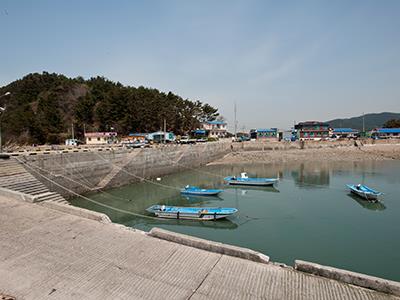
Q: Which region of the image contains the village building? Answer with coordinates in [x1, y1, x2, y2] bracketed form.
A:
[294, 121, 330, 141]
[202, 121, 227, 138]
[85, 132, 118, 145]
[147, 131, 176, 143]
[250, 128, 278, 140]
[191, 129, 207, 139]
[127, 133, 148, 142]
[331, 128, 359, 139]
[370, 128, 400, 139]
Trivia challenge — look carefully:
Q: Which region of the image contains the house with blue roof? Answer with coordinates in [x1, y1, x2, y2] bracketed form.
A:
[331, 128, 359, 138]
[202, 120, 227, 138]
[250, 128, 278, 140]
[370, 128, 400, 139]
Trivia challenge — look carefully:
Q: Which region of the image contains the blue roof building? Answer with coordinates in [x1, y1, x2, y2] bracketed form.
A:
[206, 120, 226, 125]
[332, 128, 359, 138]
[371, 128, 400, 139]
[332, 128, 358, 133]
[202, 120, 227, 138]
[250, 128, 278, 139]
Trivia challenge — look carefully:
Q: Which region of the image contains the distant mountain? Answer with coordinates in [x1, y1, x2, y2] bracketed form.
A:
[327, 112, 400, 131]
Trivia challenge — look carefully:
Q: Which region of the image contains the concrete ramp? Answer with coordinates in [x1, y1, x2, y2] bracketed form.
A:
[0, 158, 69, 205]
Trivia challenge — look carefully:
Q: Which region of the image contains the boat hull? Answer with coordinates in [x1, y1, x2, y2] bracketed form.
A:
[349, 189, 378, 201]
[153, 212, 230, 220]
[224, 176, 278, 186]
[180, 190, 222, 196]
[226, 180, 276, 186]
[147, 205, 237, 221]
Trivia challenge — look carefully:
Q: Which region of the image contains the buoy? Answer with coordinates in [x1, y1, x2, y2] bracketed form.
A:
[156, 177, 161, 181]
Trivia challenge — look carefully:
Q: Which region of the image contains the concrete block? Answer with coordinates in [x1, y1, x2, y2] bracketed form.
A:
[294, 260, 400, 296]
[149, 227, 269, 264]
[40, 201, 111, 224]
[0, 187, 35, 203]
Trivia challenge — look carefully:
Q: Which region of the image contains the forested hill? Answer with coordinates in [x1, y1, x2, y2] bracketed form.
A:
[0, 72, 219, 145]
[327, 112, 400, 131]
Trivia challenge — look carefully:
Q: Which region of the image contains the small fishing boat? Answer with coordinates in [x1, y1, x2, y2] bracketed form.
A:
[180, 185, 222, 196]
[146, 205, 237, 220]
[346, 184, 383, 201]
[224, 172, 278, 186]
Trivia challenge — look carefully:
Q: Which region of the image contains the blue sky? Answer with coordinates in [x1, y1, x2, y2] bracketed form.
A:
[1, 0, 399, 129]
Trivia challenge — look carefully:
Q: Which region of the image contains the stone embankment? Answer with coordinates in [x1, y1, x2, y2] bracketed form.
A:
[212, 143, 400, 165]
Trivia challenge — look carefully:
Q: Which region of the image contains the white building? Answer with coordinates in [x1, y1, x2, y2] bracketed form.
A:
[85, 132, 118, 145]
[202, 121, 227, 138]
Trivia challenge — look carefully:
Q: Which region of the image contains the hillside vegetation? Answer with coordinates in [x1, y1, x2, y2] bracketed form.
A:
[327, 112, 400, 131]
[0, 72, 219, 145]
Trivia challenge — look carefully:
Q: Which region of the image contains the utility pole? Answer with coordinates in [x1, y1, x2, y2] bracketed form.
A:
[163, 118, 166, 144]
[362, 112, 365, 137]
[72, 123, 75, 141]
[234, 102, 237, 139]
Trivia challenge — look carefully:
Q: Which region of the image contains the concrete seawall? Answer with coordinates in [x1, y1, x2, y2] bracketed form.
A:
[19, 142, 232, 198]
[17, 139, 398, 198]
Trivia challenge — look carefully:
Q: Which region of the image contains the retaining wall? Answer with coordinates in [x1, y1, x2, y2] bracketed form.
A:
[20, 142, 233, 198]
[18, 139, 397, 198]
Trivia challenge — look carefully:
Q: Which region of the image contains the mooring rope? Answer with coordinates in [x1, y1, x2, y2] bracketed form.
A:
[16, 157, 253, 224]
[93, 151, 181, 191]
[15, 157, 170, 221]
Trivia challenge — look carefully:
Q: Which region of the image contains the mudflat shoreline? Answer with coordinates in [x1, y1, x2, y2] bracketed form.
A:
[209, 143, 400, 165]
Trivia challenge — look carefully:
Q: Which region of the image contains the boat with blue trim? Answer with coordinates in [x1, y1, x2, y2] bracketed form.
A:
[346, 184, 383, 201]
[224, 172, 278, 186]
[180, 185, 222, 196]
[146, 205, 237, 220]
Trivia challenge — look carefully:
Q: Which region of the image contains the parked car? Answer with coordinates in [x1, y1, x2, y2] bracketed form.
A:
[196, 138, 207, 143]
[178, 136, 196, 144]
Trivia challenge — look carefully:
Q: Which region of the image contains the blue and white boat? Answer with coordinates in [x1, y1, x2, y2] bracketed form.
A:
[146, 205, 237, 220]
[180, 185, 222, 196]
[346, 184, 383, 201]
[224, 172, 278, 186]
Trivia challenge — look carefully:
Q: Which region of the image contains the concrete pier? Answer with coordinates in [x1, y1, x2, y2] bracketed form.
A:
[0, 196, 398, 299]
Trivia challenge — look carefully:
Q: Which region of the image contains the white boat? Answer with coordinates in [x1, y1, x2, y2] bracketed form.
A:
[224, 172, 278, 186]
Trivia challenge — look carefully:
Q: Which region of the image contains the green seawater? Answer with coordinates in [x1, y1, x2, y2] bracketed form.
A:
[70, 160, 400, 281]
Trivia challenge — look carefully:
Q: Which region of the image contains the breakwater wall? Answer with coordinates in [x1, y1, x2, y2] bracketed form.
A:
[19, 141, 233, 198]
[18, 139, 398, 198]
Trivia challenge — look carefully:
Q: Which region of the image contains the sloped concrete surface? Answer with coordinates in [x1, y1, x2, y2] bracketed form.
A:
[0, 196, 398, 300]
[0, 158, 68, 204]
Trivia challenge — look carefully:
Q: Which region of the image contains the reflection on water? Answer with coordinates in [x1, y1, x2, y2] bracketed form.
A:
[130, 217, 238, 230]
[183, 195, 223, 202]
[70, 160, 400, 281]
[291, 163, 330, 188]
[225, 185, 280, 193]
[347, 193, 386, 211]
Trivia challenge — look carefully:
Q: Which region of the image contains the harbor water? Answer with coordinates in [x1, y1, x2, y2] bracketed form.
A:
[70, 160, 400, 281]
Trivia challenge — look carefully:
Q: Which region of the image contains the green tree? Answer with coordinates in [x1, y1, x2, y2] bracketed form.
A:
[383, 119, 400, 128]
